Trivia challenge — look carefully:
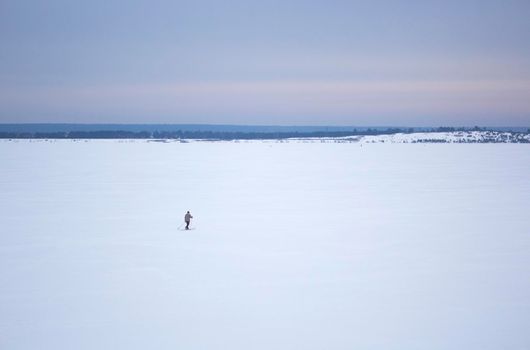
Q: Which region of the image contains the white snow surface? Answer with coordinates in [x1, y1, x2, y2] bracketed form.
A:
[1, 140, 529, 350]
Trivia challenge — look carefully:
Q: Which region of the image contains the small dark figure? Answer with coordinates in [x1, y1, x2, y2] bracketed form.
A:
[184, 211, 193, 230]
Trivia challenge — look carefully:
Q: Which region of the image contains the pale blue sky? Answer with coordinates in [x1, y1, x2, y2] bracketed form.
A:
[1, 0, 529, 126]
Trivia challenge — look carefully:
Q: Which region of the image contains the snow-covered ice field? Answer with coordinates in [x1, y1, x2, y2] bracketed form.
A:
[1, 140, 529, 350]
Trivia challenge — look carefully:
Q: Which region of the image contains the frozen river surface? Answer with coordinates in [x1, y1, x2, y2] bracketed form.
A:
[1, 140, 529, 349]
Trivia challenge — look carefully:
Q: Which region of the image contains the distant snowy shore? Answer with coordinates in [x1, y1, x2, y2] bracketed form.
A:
[360, 131, 530, 143]
[1, 131, 529, 143]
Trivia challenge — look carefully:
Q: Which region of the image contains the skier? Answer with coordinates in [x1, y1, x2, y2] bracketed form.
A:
[184, 211, 193, 230]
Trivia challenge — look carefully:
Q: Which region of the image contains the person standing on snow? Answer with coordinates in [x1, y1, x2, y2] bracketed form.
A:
[184, 211, 193, 230]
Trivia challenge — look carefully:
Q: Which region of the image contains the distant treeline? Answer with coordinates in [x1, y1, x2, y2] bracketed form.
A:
[0, 128, 410, 139]
[0, 126, 527, 140]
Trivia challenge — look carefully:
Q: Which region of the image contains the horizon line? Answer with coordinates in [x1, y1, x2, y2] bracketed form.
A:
[1, 122, 528, 128]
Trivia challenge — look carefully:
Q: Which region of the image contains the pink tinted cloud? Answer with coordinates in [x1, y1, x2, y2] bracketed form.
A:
[1, 80, 529, 125]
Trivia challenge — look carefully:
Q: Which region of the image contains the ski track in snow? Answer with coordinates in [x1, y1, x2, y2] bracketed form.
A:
[1, 140, 529, 350]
